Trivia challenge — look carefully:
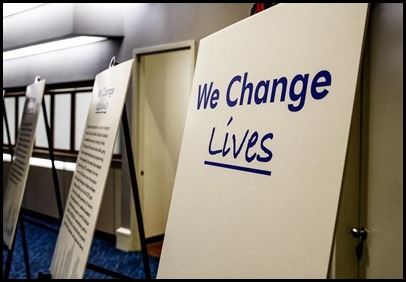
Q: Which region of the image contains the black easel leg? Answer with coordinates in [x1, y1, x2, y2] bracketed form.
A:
[4, 213, 33, 279]
[4, 240, 15, 279]
[122, 105, 152, 279]
[42, 99, 63, 219]
[19, 219, 31, 279]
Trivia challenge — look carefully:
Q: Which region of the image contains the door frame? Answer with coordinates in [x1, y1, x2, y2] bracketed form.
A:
[131, 40, 197, 240]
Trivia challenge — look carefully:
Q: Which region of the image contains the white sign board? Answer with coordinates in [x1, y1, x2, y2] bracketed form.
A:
[158, 3, 369, 279]
[3, 78, 46, 249]
[50, 59, 134, 279]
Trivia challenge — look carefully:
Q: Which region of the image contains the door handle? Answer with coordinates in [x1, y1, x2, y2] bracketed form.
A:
[351, 227, 368, 261]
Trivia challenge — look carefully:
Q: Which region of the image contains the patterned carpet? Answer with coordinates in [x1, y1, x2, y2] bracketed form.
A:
[3, 215, 160, 279]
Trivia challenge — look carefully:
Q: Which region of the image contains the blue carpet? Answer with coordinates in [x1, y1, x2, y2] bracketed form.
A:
[3, 216, 160, 279]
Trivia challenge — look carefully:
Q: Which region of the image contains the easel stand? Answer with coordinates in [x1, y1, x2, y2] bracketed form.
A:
[3, 96, 63, 279]
[82, 105, 151, 279]
[3, 213, 31, 279]
[38, 104, 152, 279]
[3, 93, 31, 279]
[122, 105, 152, 279]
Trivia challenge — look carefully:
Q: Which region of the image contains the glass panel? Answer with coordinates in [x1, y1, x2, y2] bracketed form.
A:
[113, 127, 121, 155]
[35, 95, 51, 148]
[75, 92, 92, 151]
[18, 96, 25, 128]
[54, 94, 71, 150]
[3, 97, 16, 145]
